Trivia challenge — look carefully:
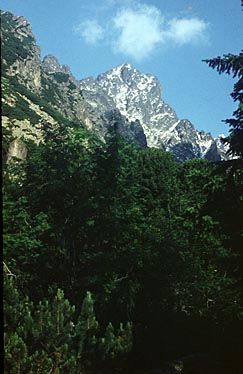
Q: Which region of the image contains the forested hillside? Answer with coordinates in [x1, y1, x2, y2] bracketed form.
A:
[2, 9, 243, 374]
[3, 121, 243, 373]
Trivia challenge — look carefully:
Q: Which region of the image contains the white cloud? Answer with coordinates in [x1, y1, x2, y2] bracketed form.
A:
[167, 18, 209, 45]
[74, 19, 104, 45]
[111, 4, 209, 60]
[75, 2, 209, 60]
[112, 5, 164, 60]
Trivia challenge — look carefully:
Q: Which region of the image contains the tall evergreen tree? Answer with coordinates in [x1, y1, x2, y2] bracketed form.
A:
[203, 45, 243, 158]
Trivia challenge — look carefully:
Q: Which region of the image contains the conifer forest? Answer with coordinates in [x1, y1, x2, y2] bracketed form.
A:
[2, 7, 243, 374]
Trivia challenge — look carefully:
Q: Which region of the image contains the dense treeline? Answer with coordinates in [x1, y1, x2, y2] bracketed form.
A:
[3, 119, 243, 373]
[3, 3, 243, 370]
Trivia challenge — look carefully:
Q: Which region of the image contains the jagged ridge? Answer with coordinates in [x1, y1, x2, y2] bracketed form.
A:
[1, 10, 228, 161]
[80, 63, 228, 161]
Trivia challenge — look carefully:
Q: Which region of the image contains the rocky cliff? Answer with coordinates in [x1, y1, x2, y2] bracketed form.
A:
[1, 11, 147, 158]
[80, 63, 228, 161]
[1, 11, 42, 91]
[1, 10, 228, 161]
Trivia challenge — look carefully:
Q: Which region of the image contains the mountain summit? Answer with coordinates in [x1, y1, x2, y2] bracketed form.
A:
[2, 11, 228, 161]
[80, 63, 228, 161]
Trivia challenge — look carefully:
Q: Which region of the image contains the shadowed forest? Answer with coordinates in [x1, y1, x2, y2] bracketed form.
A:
[2, 7, 243, 374]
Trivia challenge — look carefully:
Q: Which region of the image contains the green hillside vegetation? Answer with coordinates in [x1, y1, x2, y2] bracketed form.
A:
[40, 73, 70, 107]
[1, 11, 35, 66]
[2, 8, 243, 372]
[3, 115, 243, 373]
[2, 73, 83, 130]
[52, 72, 70, 83]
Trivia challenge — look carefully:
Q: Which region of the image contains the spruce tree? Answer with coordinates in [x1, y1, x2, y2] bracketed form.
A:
[203, 49, 243, 158]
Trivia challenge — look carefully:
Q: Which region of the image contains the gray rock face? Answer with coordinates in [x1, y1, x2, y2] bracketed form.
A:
[81, 63, 228, 161]
[41, 55, 86, 122]
[7, 139, 28, 163]
[1, 10, 228, 160]
[1, 11, 42, 91]
[80, 75, 147, 148]
[42, 54, 75, 80]
[104, 109, 147, 149]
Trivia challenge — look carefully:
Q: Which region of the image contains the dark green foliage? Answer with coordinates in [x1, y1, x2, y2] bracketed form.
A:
[2, 73, 82, 127]
[174, 159, 242, 321]
[53, 72, 70, 83]
[40, 73, 65, 106]
[2, 8, 243, 372]
[4, 271, 132, 374]
[2, 95, 41, 124]
[3, 121, 243, 372]
[204, 52, 243, 78]
[2, 126, 14, 165]
[2, 75, 41, 124]
[132, 149, 182, 317]
[17, 122, 100, 300]
[68, 81, 77, 90]
[203, 51, 243, 158]
[1, 11, 35, 67]
[3, 119, 243, 372]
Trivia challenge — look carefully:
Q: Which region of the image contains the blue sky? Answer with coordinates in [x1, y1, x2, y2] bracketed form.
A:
[2, 0, 242, 137]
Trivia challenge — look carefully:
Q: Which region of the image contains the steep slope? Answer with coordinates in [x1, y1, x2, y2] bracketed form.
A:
[1, 11, 86, 151]
[1, 10, 228, 161]
[81, 63, 228, 161]
[1, 11, 146, 158]
[79, 75, 146, 148]
[1, 11, 41, 91]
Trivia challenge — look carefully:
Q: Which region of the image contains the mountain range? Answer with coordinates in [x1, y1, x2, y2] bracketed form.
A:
[1, 10, 228, 162]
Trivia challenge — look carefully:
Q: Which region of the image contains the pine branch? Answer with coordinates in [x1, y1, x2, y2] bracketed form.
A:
[3, 261, 16, 277]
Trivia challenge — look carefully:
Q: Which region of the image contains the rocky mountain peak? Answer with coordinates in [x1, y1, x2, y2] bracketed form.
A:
[97, 63, 161, 95]
[1, 10, 41, 91]
[42, 54, 73, 76]
[79, 67, 147, 148]
[91, 64, 163, 135]
[1, 10, 229, 161]
[81, 64, 228, 161]
[1, 11, 35, 42]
